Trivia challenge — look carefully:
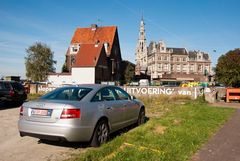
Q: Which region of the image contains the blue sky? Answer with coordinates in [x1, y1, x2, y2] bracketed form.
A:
[0, 0, 239, 78]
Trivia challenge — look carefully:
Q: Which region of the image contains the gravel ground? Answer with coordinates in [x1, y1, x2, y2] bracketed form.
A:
[0, 104, 83, 161]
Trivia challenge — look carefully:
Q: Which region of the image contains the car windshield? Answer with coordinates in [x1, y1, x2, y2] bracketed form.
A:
[40, 87, 92, 101]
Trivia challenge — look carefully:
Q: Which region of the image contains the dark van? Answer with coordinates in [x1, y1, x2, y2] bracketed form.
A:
[0, 81, 27, 104]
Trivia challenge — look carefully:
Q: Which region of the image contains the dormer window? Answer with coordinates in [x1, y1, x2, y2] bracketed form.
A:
[70, 44, 80, 54]
[72, 47, 78, 52]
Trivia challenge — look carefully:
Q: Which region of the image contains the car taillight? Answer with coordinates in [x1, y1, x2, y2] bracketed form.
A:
[20, 106, 23, 116]
[9, 89, 15, 96]
[60, 109, 80, 119]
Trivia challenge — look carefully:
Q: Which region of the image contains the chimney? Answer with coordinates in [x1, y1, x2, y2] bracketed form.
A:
[91, 24, 97, 30]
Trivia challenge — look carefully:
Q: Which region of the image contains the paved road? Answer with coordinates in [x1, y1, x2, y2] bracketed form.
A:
[191, 107, 240, 161]
[0, 104, 82, 161]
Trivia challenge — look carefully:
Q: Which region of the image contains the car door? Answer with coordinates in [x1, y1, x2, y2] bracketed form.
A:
[92, 87, 125, 131]
[113, 87, 139, 125]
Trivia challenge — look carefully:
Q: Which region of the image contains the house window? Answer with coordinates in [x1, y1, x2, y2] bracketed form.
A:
[163, 64, 168, 71]
[159, 64, 162, 71]
[72, 47, 78, 52]
[183, 64, 187, 72]
[164, 56, 168, 61]
[171, 64, 174, 71]
[177, 57, 180, 62]
[177, 64, 181, 72]
[198, 65, 202, 71]
[183, 57, 186, 61]
[71, 44, 80, 53]
[190, 64, 194, 71]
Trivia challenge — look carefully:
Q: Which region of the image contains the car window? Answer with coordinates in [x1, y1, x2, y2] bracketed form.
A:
[92, 87, 116, 102]
[114, 87, 130, 100]
[0, 82, 3, 90]
[92, 92, 101, 102]
[41, 87, 92, 101]
[11, 82, 24, 91]
[0, 82, 11, 90]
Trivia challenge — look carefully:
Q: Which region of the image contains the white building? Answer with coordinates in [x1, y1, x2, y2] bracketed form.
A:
[135, 17, 148, 75]
[135, 18, 212, 82]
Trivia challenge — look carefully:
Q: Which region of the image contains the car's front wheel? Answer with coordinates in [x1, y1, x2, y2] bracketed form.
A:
[137, 108, 145, 125]
[90, 120, 109, 147]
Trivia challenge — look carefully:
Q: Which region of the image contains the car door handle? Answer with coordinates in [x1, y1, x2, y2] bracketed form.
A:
[123, 104, 127, 107]
[106, 107, 113, 110]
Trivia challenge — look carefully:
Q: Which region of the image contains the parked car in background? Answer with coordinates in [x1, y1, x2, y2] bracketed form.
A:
[139, 79, 149, 86]
[0, 81, 27, 104]
[18, 84, 145, 147]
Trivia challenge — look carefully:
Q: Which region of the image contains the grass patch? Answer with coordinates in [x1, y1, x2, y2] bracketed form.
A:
[27, 93, 42, 101]
[68, 96, 234, 161]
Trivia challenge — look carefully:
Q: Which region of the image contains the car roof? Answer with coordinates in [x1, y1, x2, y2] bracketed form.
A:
[0, 80, 21, 84]
[40, 84, 117, 102]
[62, 84, 111, 90]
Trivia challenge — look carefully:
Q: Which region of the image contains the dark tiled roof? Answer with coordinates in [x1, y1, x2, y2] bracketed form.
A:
[148, 41, 154, 52]
[203, 53, 209, 60]
[189, 51, 197, 59]
[188, 51, 210, 61]
[167, 47, 188, 55]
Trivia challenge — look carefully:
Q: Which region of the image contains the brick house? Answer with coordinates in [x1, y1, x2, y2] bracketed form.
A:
[48, 24, 122, 85]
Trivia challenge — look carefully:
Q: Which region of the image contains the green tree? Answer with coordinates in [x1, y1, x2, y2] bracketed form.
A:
[25, 42, 57, 82]
[61, 62, 69, 72]
[120, 60, 135, 84]
[215, 48, 240, 87]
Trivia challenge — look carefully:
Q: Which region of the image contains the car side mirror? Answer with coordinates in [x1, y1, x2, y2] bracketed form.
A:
[130, 95, 136, 100]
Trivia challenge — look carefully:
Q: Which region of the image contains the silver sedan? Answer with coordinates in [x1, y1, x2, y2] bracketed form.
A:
[18, 84, 145, 147]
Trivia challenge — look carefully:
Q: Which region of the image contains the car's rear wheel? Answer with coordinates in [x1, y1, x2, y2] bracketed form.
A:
[137, 108, 145, 125]
[90, 120, 109, 147]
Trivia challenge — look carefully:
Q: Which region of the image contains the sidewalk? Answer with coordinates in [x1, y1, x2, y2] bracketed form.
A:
[191, 108, 240, 161]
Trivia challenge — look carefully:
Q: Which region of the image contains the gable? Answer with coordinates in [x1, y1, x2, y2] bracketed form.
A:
[71, 25, 117, 55]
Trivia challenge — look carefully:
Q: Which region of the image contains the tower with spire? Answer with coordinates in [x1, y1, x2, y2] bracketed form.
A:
[135, 16, 148, 75]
